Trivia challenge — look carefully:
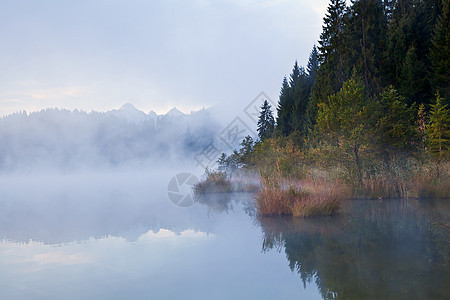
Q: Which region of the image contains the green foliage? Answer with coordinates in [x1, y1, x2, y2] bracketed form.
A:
[276, 46, 319, 138]
[346, 0, 387, 95]
[194, 169, 233, 194]
[252, 136, 304, 178]
[313, 77, 372, 182]
[216, 135, 255, 173]
[383, 0, 437, 104]
[430, 0, 450, 101]
[257, 100, 275, 140]
[317, 0, 347, 91]
[307, 45, 320, 84]
[259, 0, 449, 199]
[399, 44, 427, 104]
[276, 77, 293, 136]
[426, 93, 450, 160]
[377, 85, 418, 153]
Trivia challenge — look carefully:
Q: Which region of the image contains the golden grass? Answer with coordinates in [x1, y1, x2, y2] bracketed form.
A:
[414, 176, 450, 199]
[360, 177, 410, 199]
[255, 179, 350, 217]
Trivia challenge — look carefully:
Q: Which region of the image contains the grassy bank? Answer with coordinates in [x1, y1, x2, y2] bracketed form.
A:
[255, 169, 350, 217]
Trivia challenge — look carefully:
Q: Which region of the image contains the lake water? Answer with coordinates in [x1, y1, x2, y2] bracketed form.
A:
[0, 171, 448, 299]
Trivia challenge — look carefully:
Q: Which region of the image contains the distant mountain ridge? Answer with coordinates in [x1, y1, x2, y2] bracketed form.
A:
[109, 103, 186, 123]
[0, 104, 220, 171]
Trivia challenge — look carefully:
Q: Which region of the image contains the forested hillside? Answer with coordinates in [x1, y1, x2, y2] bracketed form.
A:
[211, 0, 449, 214]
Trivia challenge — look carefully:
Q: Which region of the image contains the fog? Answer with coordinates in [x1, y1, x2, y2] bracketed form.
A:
[0, 169, 241, 244]
[0, 106, 225, 173]
[0, 103, 259, 243]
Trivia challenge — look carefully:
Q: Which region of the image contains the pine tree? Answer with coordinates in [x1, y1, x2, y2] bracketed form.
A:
[308, 0, 348, 132]
[276, 77, 293, 136]
[313, 77, 372, 183]
[290, 65, 310, 135]
[257, 100, 275, 140]
[377, 85, 418, 153]
[307, 45, 320, 84]
[429, 0, 450, 102]
[384, 0, 437, 104]
[427, 92, 449, 160]
[399, 44, 426, 104]
[289, 60, 302, 88]
[217, 153, 228, 171]
[346, 0, 387, 95]
[317, 0, 348, 93]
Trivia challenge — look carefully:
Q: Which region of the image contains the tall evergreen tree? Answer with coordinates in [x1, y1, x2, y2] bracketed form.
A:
[346, 0, 387, 95]
[384, 0, 438, 104]
[289, 60, 302, 88]
[317, 0, 348, 95]
[313, 77, 372, 183]
[276, 77, 293, 136]
[399, 44, 427, 104]
[426, 92, 449, 161]
[307, 45, 320, 84]
[377, 86, 418, 154]
[308, 0, 348, 133]
[257, 100, 275, 141]
[429, 0, 450, 102]
[290, 65, 310, 135]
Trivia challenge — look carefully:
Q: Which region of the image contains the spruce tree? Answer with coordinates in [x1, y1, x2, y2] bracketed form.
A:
[429, 0, 449, 102]
[399, 44, 427, 104]
[307, 45, 320, 84]
[290, 65, 310, 135]
[276, 77, 293, 136]
[347, 0, 387, 95]
[308, 0, 348, 132]
[427, 92, 449, 160]
[377, 86, 418, 153]
[289, 60, 302, 88]
[317, 0, 348, 94]
[384, 0, 437, 104]
[257, 100, 275, 141]
[313, 77, 372, 183]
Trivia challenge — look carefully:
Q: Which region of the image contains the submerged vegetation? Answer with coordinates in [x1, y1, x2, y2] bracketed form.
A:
[198, 0, 449, 217]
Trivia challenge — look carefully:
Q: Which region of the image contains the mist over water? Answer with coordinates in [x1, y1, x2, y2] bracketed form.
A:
[0, 106, 448, 300]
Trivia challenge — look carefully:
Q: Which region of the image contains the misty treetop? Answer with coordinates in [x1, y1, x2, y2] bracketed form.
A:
[0, 108, 220, 171]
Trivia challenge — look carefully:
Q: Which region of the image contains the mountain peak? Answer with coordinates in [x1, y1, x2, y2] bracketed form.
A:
[110, 103, 148, 122]
[166, 107, 185, 117]
[119, 103, 138, 111]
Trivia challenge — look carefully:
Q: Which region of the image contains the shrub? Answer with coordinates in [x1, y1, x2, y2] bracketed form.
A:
[194, 169, 232, 194]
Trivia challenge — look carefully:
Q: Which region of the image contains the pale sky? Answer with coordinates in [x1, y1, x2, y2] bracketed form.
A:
[0, 0, 329, 117]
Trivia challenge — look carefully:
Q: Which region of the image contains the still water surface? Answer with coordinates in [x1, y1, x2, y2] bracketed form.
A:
[0, 171, 448, 299]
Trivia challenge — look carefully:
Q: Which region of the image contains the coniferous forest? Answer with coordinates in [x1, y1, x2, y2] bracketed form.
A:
[200, 0, 449, 216]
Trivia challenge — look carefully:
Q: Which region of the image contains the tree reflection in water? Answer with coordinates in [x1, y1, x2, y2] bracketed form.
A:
[258, 199, 449, 300]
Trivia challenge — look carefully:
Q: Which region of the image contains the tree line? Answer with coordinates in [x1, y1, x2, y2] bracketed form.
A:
[274, 0, 448, 142]
[221, 0, 448, 197]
